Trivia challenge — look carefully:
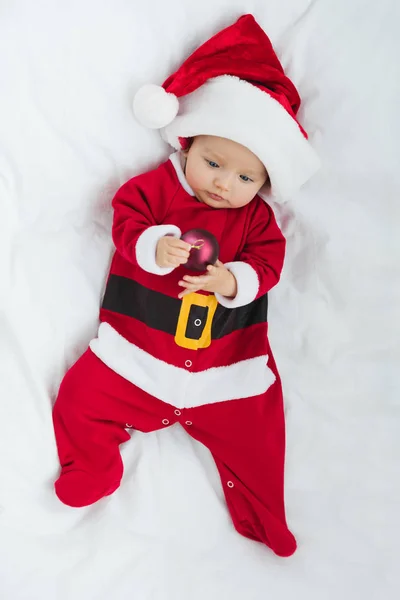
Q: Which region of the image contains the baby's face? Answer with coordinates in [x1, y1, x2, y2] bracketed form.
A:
[183, 135, 269, 209]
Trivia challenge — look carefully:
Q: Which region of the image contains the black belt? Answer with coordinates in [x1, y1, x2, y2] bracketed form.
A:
[102, 274, 268, 349]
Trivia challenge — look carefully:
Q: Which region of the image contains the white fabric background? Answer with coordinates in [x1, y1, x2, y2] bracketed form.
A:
[0, 1, 399, 598]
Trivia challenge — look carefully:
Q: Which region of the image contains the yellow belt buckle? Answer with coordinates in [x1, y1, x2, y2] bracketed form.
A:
[175, 292, 218, 350]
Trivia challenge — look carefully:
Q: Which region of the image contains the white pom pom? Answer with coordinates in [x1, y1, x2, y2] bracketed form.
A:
[133, 84, 179, 129]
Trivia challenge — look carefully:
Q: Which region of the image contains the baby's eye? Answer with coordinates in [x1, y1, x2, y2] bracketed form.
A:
[206, 160, 220, 168]
[240, 175, 253, 182]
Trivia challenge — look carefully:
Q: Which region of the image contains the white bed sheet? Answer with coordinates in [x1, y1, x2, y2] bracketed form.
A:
[0, 1, 399, 598]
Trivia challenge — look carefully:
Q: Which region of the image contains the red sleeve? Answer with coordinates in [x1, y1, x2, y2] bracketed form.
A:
[215, 199, 286, 308]
[111, 163, 182, 274]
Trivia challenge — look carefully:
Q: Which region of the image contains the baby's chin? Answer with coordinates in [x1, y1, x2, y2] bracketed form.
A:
[196, 191, 230, 209]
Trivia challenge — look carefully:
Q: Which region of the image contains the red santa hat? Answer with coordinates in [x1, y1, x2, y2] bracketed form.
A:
[133, 14, 320, 202]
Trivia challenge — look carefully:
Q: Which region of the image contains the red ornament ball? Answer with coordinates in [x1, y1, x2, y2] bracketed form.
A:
[181, 228, 219, 271]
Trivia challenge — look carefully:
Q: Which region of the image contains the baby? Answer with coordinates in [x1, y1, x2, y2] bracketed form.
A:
[159, 134, 269, 299]
[52, 14, 319, 558]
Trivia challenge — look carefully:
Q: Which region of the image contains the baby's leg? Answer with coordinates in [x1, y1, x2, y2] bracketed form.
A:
[183, 383, 297, 557]
[52, 349, 131, 506]
[53, 348, 174, 507]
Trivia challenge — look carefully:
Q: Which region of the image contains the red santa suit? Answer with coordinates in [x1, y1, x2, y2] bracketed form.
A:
[52, 14, 320, 558]
[52, 153, 297, 557]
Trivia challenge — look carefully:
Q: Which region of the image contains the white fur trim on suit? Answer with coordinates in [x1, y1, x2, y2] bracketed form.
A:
[168, 152, 195, 196]
[89, 323, 276, 409]
[215, 261, 259, 308]
[136, 224, 182, 275]
[161, 75, 320, 202]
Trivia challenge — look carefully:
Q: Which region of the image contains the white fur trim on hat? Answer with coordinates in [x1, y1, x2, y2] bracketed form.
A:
[133, 84, 179, 129]
[160, 75, 320, 202]
[136, 224, 182, 275]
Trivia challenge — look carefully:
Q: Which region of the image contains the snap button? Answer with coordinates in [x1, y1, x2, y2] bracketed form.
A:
[185, 360, 192, 368]
[227, 481, 234, 488]
[162, 419, 170, 426]
[174, 409, 181, 416]
[194, 318, 202, 326]
[125, 423, 132, 428]
[185, 420, 193, 426]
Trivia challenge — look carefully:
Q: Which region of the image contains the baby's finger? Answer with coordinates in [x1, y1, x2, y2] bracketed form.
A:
[166, 254, 188, 266]
[182, 274, 210, 285]
[214, 260, 224, 268]
[168, 248, 190, 259]
[168, 237, 192, 252]
[178, 280, 200, 290]
[178, 286, 201, 299]
[164, 254, 184, 267]
[165, 259, 180, 268]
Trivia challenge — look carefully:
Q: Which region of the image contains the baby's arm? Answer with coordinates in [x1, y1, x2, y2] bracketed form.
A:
[177, 201, 285, 306]
[112, 169, 183, 275]
[213, 201, 285, 308]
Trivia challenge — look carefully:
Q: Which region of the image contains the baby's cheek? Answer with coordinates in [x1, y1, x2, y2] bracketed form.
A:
[232, 188, 256, 208]
[188, 162, 209, 188]
[188, 172, 205, 191]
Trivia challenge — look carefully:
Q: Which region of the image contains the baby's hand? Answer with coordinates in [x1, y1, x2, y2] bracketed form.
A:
[178, 260, 237, 299]
[156, 236, 191, 269]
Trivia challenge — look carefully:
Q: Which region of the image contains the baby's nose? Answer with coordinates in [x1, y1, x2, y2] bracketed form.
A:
[215, 175, 231, 191]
